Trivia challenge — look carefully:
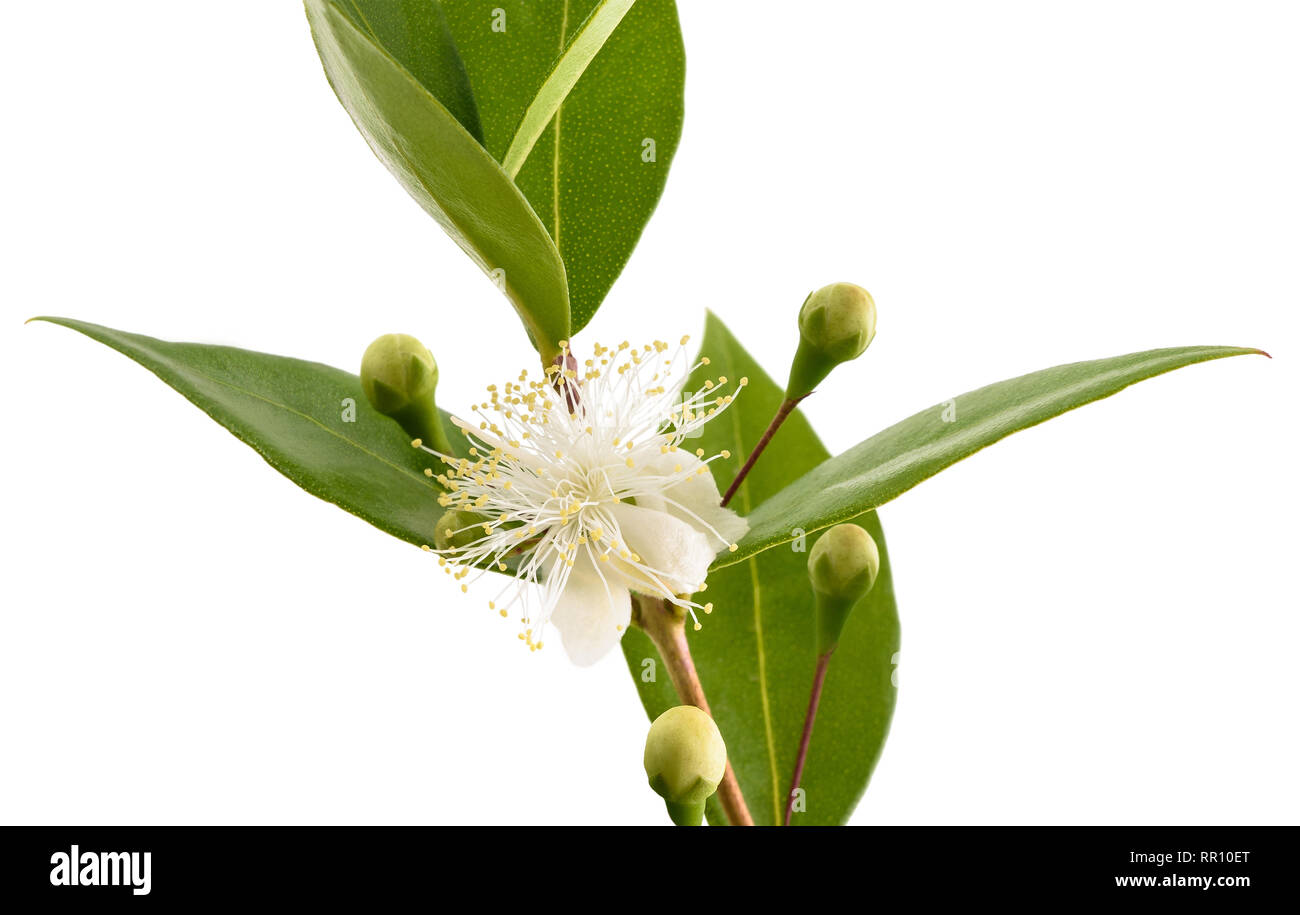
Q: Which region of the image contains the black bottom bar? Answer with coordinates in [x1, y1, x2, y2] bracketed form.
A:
[0, 826, 1293, 903]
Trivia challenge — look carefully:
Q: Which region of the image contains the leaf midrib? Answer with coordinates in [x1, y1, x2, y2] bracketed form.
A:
[723, 347, 782, 826]
[186, 362, 434, 488]
[552, 0, 571, 249]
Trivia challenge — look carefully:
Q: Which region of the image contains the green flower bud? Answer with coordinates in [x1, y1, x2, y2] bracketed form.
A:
[808, 523, 880, 654]
[433, 509, 488, 553]
[643, 705, 727, 826]
[360, 333, 452, 454]
[785, 283, 877, 399]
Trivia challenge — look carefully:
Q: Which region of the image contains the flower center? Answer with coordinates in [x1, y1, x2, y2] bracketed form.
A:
[416, 337, 747, 653]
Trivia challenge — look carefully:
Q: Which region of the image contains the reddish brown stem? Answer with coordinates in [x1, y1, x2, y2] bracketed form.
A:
[636, 595, 754, 826]
[551, 351, 580, 411]
[784, 648, 835, 826]
[720, 395, 807, 508]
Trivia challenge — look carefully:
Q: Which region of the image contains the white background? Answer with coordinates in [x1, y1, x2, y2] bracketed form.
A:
[2, 1, 1297, 825]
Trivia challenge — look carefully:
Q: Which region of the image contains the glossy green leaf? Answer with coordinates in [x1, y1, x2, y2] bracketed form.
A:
[622, 313, 901, 826]
[442, 0, 685, 333]
[33, 317, 454, 549]
[331, 0, 484, 142]
[720, 344, 1268, 568]
[306, 0, 570, 361]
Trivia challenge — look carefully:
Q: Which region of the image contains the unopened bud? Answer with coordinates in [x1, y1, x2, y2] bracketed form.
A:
[434, 509, 489, 552]
[785, 283, 877, 399]
[808, 523, 880, 654]
[643, 705, 727, 826]
[360, 333, 452, 453]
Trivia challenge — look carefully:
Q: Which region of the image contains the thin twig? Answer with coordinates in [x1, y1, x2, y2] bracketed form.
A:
[720, 395, 806, 508]
[635, 595, 754, 826]
[784, 648, 834, 825]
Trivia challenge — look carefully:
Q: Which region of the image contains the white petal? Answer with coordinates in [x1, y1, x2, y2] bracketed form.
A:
[640, 452, 750, 546]
[610, 502, 715, 596]
[548, 553, 633, 667]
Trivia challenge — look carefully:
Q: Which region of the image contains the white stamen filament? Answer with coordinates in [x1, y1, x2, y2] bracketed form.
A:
[419, 338, 745, 656]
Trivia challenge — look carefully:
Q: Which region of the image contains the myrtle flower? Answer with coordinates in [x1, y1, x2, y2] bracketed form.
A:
[420, 337, 748, 665]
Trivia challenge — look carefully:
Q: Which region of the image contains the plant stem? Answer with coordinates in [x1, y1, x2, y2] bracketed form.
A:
[720, 395, 807, 508]
[784, 647, 835, 826]
[635, 595, 754, 826]
[552, 350, 580, 411]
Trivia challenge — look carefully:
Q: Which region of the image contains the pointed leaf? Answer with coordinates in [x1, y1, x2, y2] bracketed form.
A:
[720, 345, 1267, 567]
[34, 317, 452, 548]
[443, 0, 685, 332]
[306, 0, 570, 360]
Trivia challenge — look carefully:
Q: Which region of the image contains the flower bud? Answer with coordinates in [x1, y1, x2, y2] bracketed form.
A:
[808, 523, 880, 654]
[433, 509, 488, 553]
[360, 333, 451, 453]
[643, 705, 727, 826]
[785, 283, 877, 399]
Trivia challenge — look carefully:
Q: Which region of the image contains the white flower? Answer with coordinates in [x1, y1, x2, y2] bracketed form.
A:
[420, 337, 749, 665]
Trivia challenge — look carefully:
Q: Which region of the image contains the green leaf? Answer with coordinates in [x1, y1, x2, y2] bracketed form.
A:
[621, 312, 901, 826]
[330, 0, 484, 142]
[720, 344, 1268, 568]
[306, 0, 570, 362]
[442, 0, 685, 333]
[33, 317, 453, 549]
